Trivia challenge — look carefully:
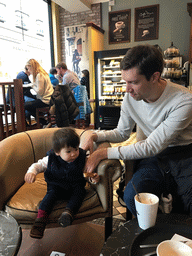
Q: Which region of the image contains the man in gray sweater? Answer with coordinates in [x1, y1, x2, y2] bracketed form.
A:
[82, 44, 192, 216]
[56, 62, 80, 90]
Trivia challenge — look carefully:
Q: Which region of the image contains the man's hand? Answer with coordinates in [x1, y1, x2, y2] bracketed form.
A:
[24, 173, 36, 184]
[84, 148, 108, 173]
[80, 131, 98, 154]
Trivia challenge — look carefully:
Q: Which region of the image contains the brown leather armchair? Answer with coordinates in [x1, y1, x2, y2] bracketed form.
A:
[0, 128, 122, 240]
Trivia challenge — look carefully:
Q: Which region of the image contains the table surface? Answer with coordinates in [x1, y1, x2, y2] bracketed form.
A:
[101, 213, 192, 256]
[0, 211, 22, 256]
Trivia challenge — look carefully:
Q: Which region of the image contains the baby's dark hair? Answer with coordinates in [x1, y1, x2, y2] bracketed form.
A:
[52, 128, 80, 153]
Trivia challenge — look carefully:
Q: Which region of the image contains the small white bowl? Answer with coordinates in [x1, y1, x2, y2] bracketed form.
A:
[157, 240, 192, 256]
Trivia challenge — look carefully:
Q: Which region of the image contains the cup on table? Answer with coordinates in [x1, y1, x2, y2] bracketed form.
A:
[134, 192, 159, 230]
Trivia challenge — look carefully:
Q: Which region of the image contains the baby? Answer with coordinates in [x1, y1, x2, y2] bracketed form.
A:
[25, 127, 99, 239]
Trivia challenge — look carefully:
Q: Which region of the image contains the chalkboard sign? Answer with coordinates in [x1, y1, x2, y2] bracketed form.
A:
[135, 4, 159, 42]
[109, 9, 131, 44]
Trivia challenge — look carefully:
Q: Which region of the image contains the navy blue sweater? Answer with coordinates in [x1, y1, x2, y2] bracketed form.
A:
[45, 148, 86, 189]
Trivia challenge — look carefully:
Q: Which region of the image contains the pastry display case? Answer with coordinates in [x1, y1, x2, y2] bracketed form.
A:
[94, 48, 128, 129]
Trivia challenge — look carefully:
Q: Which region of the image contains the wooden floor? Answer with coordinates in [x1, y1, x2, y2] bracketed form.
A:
[17, 222, 104, 256]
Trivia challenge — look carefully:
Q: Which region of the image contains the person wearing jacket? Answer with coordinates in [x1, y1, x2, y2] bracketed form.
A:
[49, 68, 59, 88]
[50, 84, 79, 127]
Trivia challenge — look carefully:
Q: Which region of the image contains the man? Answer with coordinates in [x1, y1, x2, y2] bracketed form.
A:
[82, 44, 192, 216]
[16, 65, 36, 102]
[7, 66, 35, 105]
[56, 62, 80, 90]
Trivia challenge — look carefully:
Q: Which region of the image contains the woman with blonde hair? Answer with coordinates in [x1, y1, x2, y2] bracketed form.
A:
[25, 59, 54, 126]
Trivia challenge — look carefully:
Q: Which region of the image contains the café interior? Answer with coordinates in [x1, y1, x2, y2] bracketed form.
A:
[1, 0, 192, 255]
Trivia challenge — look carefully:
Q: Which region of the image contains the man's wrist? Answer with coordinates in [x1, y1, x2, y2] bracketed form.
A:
[92, 132, 98, 142]
[97, 147, 108, 161]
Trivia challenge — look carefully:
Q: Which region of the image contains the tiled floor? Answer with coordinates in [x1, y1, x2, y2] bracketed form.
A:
[113, 178, 127, 221]
[90, 177, 127, 230]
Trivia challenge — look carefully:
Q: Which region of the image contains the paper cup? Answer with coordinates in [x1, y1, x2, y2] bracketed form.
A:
[157, 240, 192, 256]
[134, 193, 159, 230]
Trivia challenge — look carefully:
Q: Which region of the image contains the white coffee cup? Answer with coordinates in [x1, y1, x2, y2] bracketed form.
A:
[134, 193, 159, 230]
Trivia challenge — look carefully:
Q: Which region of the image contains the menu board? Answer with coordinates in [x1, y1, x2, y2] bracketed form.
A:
[0, 0, 51, 82]
[135, 4, 159, 42]
[109, 9, 131, 44]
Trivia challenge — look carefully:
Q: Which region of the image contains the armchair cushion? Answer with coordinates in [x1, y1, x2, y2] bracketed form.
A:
[6, 173, 100, 225]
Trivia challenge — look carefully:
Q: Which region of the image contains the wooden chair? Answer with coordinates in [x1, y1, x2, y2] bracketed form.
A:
[35, 107, 54, 129]
[0, 79, 26, 140]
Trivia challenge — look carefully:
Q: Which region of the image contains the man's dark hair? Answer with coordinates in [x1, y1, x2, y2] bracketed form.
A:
[52, 128, 80, 153]
[56, 62, 67, 70]
[120, 44, 164, 81]
[49, 68, 57, 75]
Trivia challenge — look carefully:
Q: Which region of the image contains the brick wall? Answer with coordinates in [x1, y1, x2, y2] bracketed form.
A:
[59, 3, 102, 61]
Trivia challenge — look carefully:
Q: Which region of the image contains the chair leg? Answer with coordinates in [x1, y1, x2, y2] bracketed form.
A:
[105, 216, 112, 241]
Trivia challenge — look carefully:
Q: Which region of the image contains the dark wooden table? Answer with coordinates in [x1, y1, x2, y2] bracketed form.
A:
[101, 213, 192, 256]
[0, 211, 22, 256]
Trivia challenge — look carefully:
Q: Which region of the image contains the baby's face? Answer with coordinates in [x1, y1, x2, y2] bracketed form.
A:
[56, 146, 79, 163]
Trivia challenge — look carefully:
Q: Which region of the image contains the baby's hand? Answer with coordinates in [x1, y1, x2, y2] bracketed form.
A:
[24, 173, 36, 183]
[83, 172, 100, 184]
[90, 173, 100, 184]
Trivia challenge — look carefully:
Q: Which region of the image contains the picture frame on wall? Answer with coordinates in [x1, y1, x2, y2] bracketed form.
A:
[109, 9, 131, 44]
[135, 4, 159, 42]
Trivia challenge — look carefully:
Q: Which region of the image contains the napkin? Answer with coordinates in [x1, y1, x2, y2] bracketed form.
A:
[171, 234, 192, 248]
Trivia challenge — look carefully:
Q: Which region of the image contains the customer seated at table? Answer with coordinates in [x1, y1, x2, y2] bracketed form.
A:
[7, 66, 35, 106]
[24, 59, 54, 125]
[56, 62, 80, 91]
[49, 67, 59, 88]
[24, 128, 100, 239]
[82, 44, 192, 217]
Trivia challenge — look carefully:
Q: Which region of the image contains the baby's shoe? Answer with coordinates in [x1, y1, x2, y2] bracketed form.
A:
[58, 209, 73, 228]
[30, 217, 47, 239]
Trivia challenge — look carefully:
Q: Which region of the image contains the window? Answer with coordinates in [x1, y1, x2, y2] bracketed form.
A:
[0, 0, 52, 82]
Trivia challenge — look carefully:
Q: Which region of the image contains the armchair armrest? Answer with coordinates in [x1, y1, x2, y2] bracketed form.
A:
[79, 130, 122, 212]
[94, 158, 122, 212]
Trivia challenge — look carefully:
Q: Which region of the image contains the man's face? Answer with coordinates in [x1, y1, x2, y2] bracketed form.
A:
[121, 67, 154, 103]
[56, 67, 64, 77]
